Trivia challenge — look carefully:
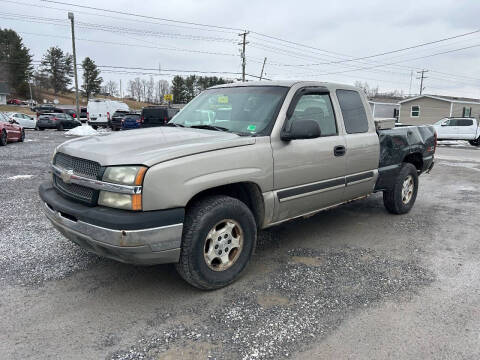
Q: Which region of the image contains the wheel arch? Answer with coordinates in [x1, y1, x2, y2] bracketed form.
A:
[186, 182, 265, 229]
[403, 152, 423, 171]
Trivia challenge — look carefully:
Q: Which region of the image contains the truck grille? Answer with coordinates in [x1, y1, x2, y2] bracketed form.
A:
[53, 152, 102, 205]
[54, 152, 101, 179]
[53, 176, 96, 204]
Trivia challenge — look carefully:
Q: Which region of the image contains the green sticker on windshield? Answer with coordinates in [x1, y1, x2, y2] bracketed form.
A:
[218, 96, 229, 104]
[247, 124, 257, 131]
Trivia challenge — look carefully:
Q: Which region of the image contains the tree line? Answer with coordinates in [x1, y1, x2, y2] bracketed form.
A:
[1, 28, 232, 105]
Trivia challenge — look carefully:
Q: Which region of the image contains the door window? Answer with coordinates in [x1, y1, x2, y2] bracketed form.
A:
[288, 94, 337, 136]
[336, 89, 369, 133]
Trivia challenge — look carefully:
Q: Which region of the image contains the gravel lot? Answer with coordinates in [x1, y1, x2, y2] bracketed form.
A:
[1, 131, 479, 359]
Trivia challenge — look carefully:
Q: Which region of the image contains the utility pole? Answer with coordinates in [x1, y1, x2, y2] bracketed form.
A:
[408, 70, 413, 96]
[416, 69, 428, 95]
[259, 57, 267, 81]
[68, 12, 80, 117]
[238, 31, 249, 82]
[119, 79, 122, 99]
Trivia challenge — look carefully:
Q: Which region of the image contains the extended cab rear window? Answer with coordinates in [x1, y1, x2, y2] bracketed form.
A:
[336, 89, 369, 134]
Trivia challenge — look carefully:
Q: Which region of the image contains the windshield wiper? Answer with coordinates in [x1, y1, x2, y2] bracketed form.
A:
[190, 124, 229, 132]
[165, 122, 184, 127]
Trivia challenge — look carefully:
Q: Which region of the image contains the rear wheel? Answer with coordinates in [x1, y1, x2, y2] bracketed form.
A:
[383, 163, 419, 214]
[176, 195, 257, 290]
[0, 130, 7, 146]
[19, 129, 25, 142]
[468, 137, 480, 146]
[92, 125, 98, 130]
[39, 127, 45, 131]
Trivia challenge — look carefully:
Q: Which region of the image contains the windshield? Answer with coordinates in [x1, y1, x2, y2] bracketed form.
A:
[170, 86, 289, 135]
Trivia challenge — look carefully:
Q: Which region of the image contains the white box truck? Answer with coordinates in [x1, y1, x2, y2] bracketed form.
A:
[87, 99, 130, 129]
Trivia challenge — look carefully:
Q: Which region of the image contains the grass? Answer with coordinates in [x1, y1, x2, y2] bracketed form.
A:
[0, 105, 35, 115]
[37, 89, 154, 110]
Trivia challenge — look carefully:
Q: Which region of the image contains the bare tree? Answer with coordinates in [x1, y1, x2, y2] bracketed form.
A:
[146, 76, 155, 103]
[103, 80, 118, 97]
[155, 79, 170, 103]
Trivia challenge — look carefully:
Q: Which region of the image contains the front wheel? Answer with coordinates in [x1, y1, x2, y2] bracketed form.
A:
[468, 137, 480, 147]
[176, 196, 257, 290]
[18, 129, 25, 142]
[383, 163, 419, 214]
[0, 130, 7, 146]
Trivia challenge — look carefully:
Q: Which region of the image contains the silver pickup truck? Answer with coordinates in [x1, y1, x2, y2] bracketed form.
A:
[39, 81, 436, 289]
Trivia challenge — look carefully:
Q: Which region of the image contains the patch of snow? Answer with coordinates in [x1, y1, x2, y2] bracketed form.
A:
[8, 175, 34, 180]
[65, 125, 99, 137]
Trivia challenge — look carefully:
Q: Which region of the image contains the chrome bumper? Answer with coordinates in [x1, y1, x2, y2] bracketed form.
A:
[43, 202, 182, 265]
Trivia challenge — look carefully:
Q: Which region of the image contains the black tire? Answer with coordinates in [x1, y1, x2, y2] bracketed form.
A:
[19, 129, 25, 142]
[175, 195, 257, 290]
[57, 123, 64, 131]
[383, 163, 419, 214]
[0, 130, 7, 146]
[92, 125, 98, 130]
[39, 127, 45, 131]
[468, 138, 480, 147]
[34, 126, 39, 131]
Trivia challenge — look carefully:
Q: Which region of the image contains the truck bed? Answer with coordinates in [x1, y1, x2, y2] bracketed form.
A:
[375, 125, 436, 191]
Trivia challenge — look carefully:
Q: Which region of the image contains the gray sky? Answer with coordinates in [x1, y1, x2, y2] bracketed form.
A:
[2, 0, 480, 98]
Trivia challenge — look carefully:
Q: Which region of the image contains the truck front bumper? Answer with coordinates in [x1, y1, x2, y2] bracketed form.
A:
[39, 182, 184, 265]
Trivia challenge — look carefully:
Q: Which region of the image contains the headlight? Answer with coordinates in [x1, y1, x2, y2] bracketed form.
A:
[99, 166, 147, 210]
[98, 191, 141, 210]
[102, 166, 147, 185]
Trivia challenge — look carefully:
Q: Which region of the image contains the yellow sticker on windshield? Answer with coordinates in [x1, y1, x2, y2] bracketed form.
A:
[218, 96, 229, 104]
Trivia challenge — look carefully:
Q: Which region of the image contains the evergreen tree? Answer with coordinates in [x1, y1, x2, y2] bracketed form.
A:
[0, 29, 33, 96]
[40, 46, 73, 95]
[171, 75, 186, 103]
[81, 57, 102, 101]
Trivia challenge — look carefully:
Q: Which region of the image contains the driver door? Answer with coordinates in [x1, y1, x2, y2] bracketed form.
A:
[272, 89, 347, 222]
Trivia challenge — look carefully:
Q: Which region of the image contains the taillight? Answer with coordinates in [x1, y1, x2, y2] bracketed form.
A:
[164, 116, 167, 124]
[87, 112, 89, 120]
[140, 116, 144, 123]
[107, 112, 110, 120]
[72, 113, 76, 118]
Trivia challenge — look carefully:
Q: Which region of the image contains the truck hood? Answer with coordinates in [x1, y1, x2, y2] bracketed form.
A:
[57, 127, 256, 166]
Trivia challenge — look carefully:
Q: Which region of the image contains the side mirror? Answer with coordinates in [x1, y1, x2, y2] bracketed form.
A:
[281, 119, 321, 141]
[441, 123, 448, 126]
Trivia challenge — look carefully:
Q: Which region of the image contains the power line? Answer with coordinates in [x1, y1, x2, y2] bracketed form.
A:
[40, 0, 243, 32]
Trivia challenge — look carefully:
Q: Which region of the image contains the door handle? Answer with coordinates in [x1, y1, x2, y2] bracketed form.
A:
[334, 145, 346, 157]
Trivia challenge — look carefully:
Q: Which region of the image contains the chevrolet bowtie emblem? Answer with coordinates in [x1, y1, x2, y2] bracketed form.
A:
[60, 169, 74, 184]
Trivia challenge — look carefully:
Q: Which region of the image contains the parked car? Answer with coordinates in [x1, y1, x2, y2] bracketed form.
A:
[35, 104, 56, 118]
[7, 98, 22, 105]
[0, 112, 24, 145]
[433, 117, 480, 146]
[87, 99, 129, 129]
[79, 107, 88, 123]
[39, 81, 436, 289]
[140, 106, 180, 127]
[121, 114, 142, 130]
[37, 112, 81, 131]
[7, 112, 37, 129]
[110, 110, 131, 131]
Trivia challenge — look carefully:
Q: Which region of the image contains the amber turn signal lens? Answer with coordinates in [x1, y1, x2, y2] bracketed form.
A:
[135, 167, 147, 186]
[132, 194, 142, 211]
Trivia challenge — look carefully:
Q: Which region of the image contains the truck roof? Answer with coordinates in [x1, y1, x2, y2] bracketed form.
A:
[209, 80, 359, 91]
